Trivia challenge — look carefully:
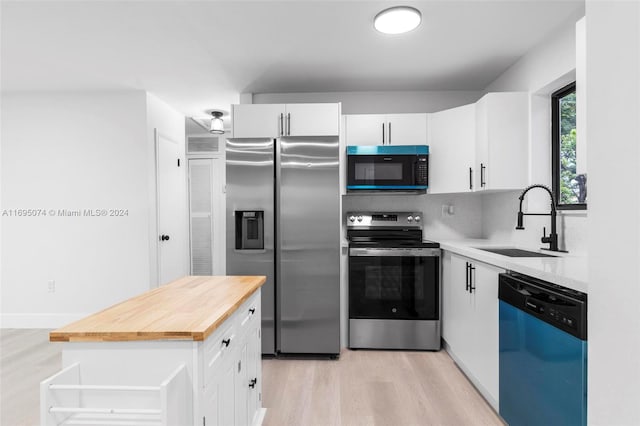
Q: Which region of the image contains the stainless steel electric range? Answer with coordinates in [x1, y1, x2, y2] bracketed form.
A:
[347, 212, 441, 350]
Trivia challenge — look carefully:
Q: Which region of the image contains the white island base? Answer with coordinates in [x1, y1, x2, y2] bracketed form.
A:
[40, 277, 265, 426]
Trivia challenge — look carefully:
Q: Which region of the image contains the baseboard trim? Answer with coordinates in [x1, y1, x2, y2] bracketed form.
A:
[253, 408, 267, 426]
[443, 339, 499, 412]
[1, 313, 89, 328]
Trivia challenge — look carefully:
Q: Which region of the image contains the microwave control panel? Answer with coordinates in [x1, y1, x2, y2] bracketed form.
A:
[416, 155, 428, 185]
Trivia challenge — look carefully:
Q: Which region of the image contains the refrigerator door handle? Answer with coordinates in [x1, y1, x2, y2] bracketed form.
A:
[287, 113, 291, 136]
[279, 113, 284, 136]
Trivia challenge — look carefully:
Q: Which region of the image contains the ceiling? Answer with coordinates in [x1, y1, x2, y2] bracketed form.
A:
[1, 1, 584, 117]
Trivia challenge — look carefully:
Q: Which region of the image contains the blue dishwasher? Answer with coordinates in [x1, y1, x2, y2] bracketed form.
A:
[499, 272, 587, 426]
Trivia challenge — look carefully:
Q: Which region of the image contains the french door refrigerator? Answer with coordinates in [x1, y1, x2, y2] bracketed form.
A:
[226, 137, 340, 356]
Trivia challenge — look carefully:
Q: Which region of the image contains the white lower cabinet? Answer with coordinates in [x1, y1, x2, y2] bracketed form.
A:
[41, 290, 263, 426]
[204, 361, 235, 426]
[442, 251, 502, 410]
[203, 291, 262, 426]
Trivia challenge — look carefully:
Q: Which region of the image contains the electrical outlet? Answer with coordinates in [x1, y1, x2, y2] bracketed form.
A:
[441, 204, 455, 217]
[48, 280, 55, 293]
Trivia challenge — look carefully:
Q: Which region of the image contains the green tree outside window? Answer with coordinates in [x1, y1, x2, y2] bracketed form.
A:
[557, 89, 586, 206]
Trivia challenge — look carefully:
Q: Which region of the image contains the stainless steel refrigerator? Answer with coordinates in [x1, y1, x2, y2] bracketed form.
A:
[226, 137, 340, 356]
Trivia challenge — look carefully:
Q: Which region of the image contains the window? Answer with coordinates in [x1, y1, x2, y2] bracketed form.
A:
[552, 82, 586, 209]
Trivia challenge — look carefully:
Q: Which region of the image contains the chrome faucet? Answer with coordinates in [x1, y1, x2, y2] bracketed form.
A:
[516, 184, 566, 253]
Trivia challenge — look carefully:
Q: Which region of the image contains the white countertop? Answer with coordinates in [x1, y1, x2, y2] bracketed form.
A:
[434, 239, 588, 293]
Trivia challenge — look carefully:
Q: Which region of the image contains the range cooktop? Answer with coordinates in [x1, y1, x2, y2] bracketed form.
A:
[349, 239, 440, 248]
[346, 211, 440, 248]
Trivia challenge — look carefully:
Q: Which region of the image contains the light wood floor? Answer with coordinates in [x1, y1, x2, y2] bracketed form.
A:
[1, 329, 502, 426]
[1, 329, 61, 426]
[262, 350, 502, 426]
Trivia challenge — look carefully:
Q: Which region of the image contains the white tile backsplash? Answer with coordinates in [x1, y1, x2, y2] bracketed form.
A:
[481, 191, 587, 254]
[342, 192, 484, 240]
[341, 191, 587, 255]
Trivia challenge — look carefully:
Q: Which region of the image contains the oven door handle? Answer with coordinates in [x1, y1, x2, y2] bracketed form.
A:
[349, 248, 441, 257]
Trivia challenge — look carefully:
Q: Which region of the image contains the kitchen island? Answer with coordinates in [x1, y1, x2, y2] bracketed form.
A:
[41, 275, 266, 426]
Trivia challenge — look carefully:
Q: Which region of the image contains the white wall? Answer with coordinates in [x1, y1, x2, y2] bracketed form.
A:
[254, 90, 483, 114]
[480, 17, 587, 254]
[0, 91, 186, 327]
[1, 91, 149, 326]
[586, 2, 640, 424]
[484, 21, 578, 93]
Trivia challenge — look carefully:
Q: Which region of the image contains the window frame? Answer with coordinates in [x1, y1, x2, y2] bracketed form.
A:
[551, 81, 586, 210]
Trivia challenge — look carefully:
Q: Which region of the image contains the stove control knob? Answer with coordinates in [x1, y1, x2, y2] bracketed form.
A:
[357, 215, 363, 222]
[415, 215, 421, 223]
[407, 215, 413, 222]
[349, 215, 355, 222]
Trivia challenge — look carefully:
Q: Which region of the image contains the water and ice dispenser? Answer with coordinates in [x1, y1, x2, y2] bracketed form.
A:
[235, 210, 264, 250]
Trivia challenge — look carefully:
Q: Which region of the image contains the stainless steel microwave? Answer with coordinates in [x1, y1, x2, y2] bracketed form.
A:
[346, 145, 429, 191]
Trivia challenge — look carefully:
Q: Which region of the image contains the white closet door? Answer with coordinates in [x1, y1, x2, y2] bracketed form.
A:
[189, 157, 225, 275]
[189, 159, 214, 275]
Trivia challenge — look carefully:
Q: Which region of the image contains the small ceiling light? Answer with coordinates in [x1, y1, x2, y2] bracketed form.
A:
[209, 111, 224, 134]
[374, 6, 422, 35]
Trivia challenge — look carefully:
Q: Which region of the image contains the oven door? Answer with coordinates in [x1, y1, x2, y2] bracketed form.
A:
[349, 247, 440, 320]
[347, 154, 425, 190]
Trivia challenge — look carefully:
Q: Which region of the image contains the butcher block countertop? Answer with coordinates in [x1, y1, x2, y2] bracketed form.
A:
[50, 275, 266, 343]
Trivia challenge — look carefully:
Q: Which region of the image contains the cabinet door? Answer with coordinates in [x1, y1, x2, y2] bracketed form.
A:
[234, 341, 248, 426]
[285, 103, 339, 137]
[246, 325, 260, 424]
[203, 382, 219, 426]
[442, 252, 472, 358]
[474, 97, 489, 191]
[428, 105, 475, 193]
[475, 92, 528, 191]
[344, 114, 386, 146]
[469, 260, 502, 405]
[385, 113, 428, 145]
[232, 104, 285, 138]
[218, 361, 236, 426]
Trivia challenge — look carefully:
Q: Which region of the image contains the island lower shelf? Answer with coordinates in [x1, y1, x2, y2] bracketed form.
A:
[41, 276, 266, 426]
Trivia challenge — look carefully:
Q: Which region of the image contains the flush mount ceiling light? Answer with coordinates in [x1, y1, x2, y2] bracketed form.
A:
[209, 111, 224, 134]
[374, 6, 422, 35]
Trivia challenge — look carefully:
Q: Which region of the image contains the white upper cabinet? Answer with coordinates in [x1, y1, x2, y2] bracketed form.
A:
[231, 103, 340, 138]
[345, 113, 428, 146]
[285, 103, 340, 137]
[385, 114, 428, 145]
[231, 104, 285, 138]
[427, 104, 476, 193]
[474, 92, 529, 191]
[344, 114, 386, 146]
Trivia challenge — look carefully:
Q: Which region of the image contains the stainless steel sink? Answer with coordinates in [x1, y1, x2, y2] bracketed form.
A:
[475, 247, 557, 258]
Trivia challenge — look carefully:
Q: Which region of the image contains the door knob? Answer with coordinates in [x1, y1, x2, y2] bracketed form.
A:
[160, 234, 170, 241]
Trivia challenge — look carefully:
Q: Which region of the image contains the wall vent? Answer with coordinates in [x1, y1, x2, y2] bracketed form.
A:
[188, 136, 219, 154]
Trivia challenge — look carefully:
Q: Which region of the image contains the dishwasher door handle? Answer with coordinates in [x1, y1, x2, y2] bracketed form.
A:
[525, 298, 545, 314]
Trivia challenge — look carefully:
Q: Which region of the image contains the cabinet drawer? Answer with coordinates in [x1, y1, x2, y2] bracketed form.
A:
[237, 292, 260, 336]
[204, 322, 237, 386]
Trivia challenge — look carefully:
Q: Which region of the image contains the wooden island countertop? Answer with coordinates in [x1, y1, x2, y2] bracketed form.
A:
[50, 275, 266, 342]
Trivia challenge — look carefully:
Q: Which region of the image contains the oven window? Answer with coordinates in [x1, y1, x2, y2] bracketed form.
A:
[355, 163, 403, 180]
[349, 255, 439, 320]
